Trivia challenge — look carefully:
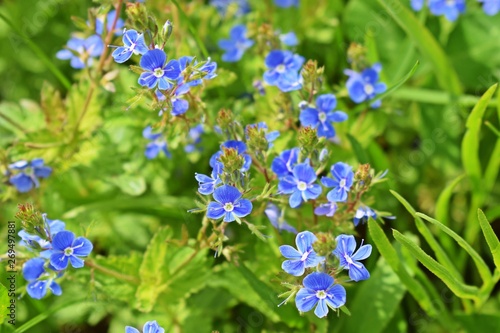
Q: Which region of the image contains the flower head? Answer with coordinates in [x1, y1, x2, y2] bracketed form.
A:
[263, 50, 304, 91]
[111, 29, 149, 63]
[23, 258, 62, 299]
[206, 185, 253, 222]
[210, 140, 252, 172]
[321, 162, 354, 202]
[314, 201, 338, 217]
[56, 35, 104, 69]
[345, 63, 386, 108]
[49, 231, 93, 270]
[353, 205, 377, 226]
[333, 234, 372, 281]
[279, 231, 324, 276]
[8, 158, 52, 193]
[295, 272, 346, 318]
[479, 0, 500, 15]
[271, 148, 299, 179]
[265, 203, 297, 234]
[279, 31, 298, 46]
[138, 49, 181, 90]
[143, 126, 171, 159]
[278, 162, 322, 208]
[125, 320, 165, 333]
[429, 0, 466, 21]
[195, 163, 223, 195]
[19, 214, 65, 250]
[299, 94, 347, 138]
[218, 24, 254, 62]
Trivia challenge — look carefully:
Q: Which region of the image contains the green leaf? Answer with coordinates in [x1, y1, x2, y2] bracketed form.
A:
[346, 133, 369, 163]
[170, 0, 209, 58]
[483, 89, 500, 195]
[416, 212, 492, 284]
[477, 209, 500, 270]
[112, 174, 147, 196]
[135, 226, 173, 312]
[435, 174, 465, 226]
[0, 283, 9, 324]
[393, 229, 479, 300]
[376, 1, 462, 94]
[454, 313, 500, 333]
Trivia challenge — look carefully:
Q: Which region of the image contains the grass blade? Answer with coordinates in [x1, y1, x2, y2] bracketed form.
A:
[477, 209, 500, 270]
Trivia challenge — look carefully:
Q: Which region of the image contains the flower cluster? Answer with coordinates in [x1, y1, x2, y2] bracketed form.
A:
[19, 212, 92, 299]
[299, 94, 348, 139]
[411, 0, 500, 20]
[344, 63, 386, 108]
[279, 231, 371, 318]
[7, 159, 52, 193]
[264, 50, 305, 92]
[126, 320, 165, 333]
[218, 24, 254, 62]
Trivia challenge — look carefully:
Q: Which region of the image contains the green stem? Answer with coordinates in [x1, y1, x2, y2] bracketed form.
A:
[85, 258, 140, 284]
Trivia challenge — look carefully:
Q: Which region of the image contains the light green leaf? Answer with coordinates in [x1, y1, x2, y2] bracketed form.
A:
[435, 174, 465, 226]
[0, 283, 9, 324]
[477, 209, 500, 270]
[393, 230, 479, 300]
[112, 174, 147, 196]
[416, 212, 492, 284]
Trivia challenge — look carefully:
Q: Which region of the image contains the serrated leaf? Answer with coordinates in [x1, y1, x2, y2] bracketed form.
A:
[477, 209, 500, 270]
[40, 82, 66, 133]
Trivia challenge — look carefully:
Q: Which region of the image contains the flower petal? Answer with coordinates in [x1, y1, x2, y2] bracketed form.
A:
[289, 190, 303, 208]
[52, 231, 75, 251]
[49, 280, 62, 296]
[295, 287, 318, 312]
[348, 262, 370, 281]
[233, 198, 252, 218]
[279, 245, 302, 259]
[325, 284, 347, 308]
[213, 185, 242, 204]
[295, 231, 317, 254]
[140, 49, 166, 71]
[282, 259, 305, 276]
[206, 201, 225, 220]
[352, 244, 372, 261]
[22, 258, 45, 281]
[72, 237, 93, 256]
[302, 272, 334, 291]
[314, 299, 329, 318]
[50, 252, 69, 270]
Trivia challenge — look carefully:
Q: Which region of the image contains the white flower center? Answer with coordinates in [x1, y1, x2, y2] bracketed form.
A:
[300, 250, 310, 262]
[364, 83, 374, 95]
[316, 290, 327, 299]
[64, 247, 74, 256]
[344, 253, 353, 265]
[297, 181, 307, 191]
[224, 202, 234, 212]
[339, 179, 346, 188]
[318, 112, 327, 123]
[153, 68, 164, 77]
[276, 64, 286, 73]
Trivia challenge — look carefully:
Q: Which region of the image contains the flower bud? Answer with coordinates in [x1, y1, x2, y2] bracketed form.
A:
[161, 20, 173, 43]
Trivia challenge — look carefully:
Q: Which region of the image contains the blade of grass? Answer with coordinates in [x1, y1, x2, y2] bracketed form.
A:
[477, 209, 500, 270]
[170, 0, 209, 59]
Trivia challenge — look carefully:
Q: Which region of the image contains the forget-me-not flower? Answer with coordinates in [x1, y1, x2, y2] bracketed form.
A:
[49, 231, 93, 271]
[143, 126, 171, 159]
[8, 158, 52, 193]
[279, 31, 298, 46]
[428, 0, 466, 21]
[278, 162, 322, 208]
[195, 163, 223, 195]
[125, 320, 165, 333]
[218, 24, 254, 62]
[274, 0, 299, 7]
[265, 203, 297, 234]
[279, 231, 324, 276]
[210, 0, 251, 17]
[111, 29, 148, 63]
[263, 50, 304, 92]
[333, 234, 372, 281]
[271, 148, 299, 179]
[56, 35, 104, 69]
[299, 94, 348, 138]
[95, 10, 124, 36]
[314, 201, 338, 217]
[210, 140, 252, 172]
[206, 185, 253, 222]
[321, 162, 354, 202]
[19, 214, 65, 250]
[353, 205, 377, 226]
[345, 63, 386, 108]
[138, 49, 181, 90]
[23, 258, 62, 299]
[479, 0, 500, 15]
[295, 272, 346, 318]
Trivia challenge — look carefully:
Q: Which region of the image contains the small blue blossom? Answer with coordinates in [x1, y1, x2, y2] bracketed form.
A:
[265, 203, 297, 234]
[271, 148, 300, 179]
[295, 272, 346, 318]
[8, 158, 52, 193]
[143, 126, 171, 159]
[218, 25, 254, 62]
[138, 49, 181, 90]
[210, 140, 252, 172]
[353, 205, 377, 227]
[279, 31, 298, 46]
[479, 0, 500, 15]
[263, 50, 304, 92]
[428, 0, 465, 21]
[321, 162, 354, 202]
[49, 231, 93, 271]
[299, 94, 348, 138]
[95, 10, 124, 36]
[23, 258, 62, 299]
[245, 122, 280, 148]
[171, 84, 190, 116]
[274, 0, 299, 7]
[125, 320, 165, 333]
[19, 214, 65, 250]
[279, 231, 324, 276]
[206, 185, 253, 222]
[278, 162, 322, 208]
[111, 29, 149, 63]
[345, 63, 386, 108]
[333, 234, 372, 282]
[56, 35, 104, 69]
[210, 0, 251, 17]
[195, 163, 223, 195]
[185, 124, 204, 153]
[411, 0, 425, 10]
[177, 56, 217, 87]
[314, 201, 338, 217]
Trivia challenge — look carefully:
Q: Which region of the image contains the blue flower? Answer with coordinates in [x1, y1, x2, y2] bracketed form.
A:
[299, 94, 348, 138]
[264, 203, 297, 234]
[314, 201, 338, 217]
[111, 29, 149, 63]
[195, 163, 223, 195]
[143, 126, 171, 159]
[49, 231, 93, 271]
[210, 0, 251, 17]
[295, 272, 346, 318]
[95, 10, 124, 36]
[479, 0, 500, 15]
[23, 258, 62, 299]
[274, 0, 299, 8]
[19, 214, 65, 250]
[279, 231, 324, 276]
[429, 0, 465, 21]
[410, 0, 425, 10]
[333, 234, 372, 281]
[321, 162, 354, 202]
[206, 185, 253, 222]
[345, 63, 386, 108]
[125, 320, 165, 333]
[263, 50, 304, 91]
[279, 31, 298, 46]
[56, 35, 104, 69]
[271, 148, 299, 179]
[8, 158, 52, 193]
[218, 25, 254, 62]
[245, 122, 280, 148]
[353, 205, 377, 227]
[210, 140, 252, 172]
[138, 49, 181, 90]
[177, 56, 217, 87]
[279, 162, 322, 208]
[185, 124, 204, 153]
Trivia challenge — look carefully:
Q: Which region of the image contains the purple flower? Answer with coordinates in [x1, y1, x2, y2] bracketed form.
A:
[271, 148, 299, 179]
[125, 320, 165, 333]
[143, 126, 171, 159]
[138, 49, 181, 90]
[295, 272, 346, 318]
[299, 94, 347, 138]
[195, 163, 223, 195]
[206, 185, 253, 222]
[279, 231, 324, 276]
[264, 203, 297, 234]
[321, 162, 354, 202]
[218, 24, 254, 62]
[345, 63, 386, 108]
[353, 205, 377, 227]
[8, 158, 52, 193]
[429, 0, 465, 21]
[314, 201, 338, 217]
[111, 29, 149, 63]
[23, 258, 62, 299]
[278, 162, 322, 208]
[49, 231, 93, 271]
[333, 234, 372, 281]
[95, 10, 124, 36]
[479, 0, 500, 15]
[56, 35, 104, 69]
[263, 50, 304, 91]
